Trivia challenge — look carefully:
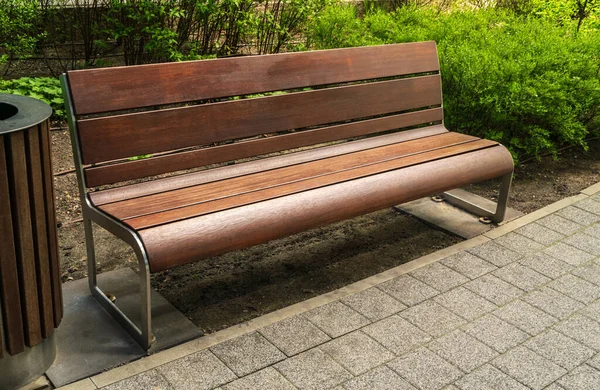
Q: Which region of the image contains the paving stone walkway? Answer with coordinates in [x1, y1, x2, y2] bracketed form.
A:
[100, 192, 600, 390]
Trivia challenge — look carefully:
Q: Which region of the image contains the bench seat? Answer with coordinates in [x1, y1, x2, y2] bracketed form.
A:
[90, 128, 513, 272]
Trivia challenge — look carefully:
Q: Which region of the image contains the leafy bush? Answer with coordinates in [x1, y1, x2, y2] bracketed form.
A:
[308, 5, 600, 162]
[0, 0, 43, 75]
[0, 77, 65, 120]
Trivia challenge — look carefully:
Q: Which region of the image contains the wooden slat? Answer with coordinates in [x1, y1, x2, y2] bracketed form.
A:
[68, 42, 439, 115]
[129, 139, 497, 230]
[89, 126, 448, 206]
[7, 131, 42, 348]
[25, 126, 54, 337]
[141, 146, 514, 272]
[84, 108, 444, 187]
[0, 136, 26, 355]
[40, 121, 63, 324]
[78, 75, 442, 164]
[100, 132, 476, 220]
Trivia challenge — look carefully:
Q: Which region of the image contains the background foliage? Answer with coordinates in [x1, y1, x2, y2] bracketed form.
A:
[1, 0, 599, 162]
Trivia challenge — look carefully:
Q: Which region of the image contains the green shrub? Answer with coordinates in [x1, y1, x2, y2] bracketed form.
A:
[308, 3, 381, 48]
[308, 5, 600, 162]
[0, 0, 43, 74]
[0, 77, 65, 120]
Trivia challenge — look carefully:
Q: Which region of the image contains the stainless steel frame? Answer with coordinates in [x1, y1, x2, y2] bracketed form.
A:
[60, 75, 155, 351]
[442, 172, 513, 224]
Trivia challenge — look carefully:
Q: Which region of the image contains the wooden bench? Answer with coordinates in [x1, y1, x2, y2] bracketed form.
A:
[60, 41, 514, 350]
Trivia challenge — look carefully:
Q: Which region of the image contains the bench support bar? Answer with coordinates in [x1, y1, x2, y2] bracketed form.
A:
[442, 172, 513, 224]
[61, 74, 154, 351]
[83, 212, 154, 351]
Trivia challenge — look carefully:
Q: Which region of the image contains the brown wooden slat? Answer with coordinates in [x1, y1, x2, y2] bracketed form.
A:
[68, 42, 439, 115]
[130, 139, 496, 230]
[0, 136, 26, 355]
[25, 126, 54, 337]
[78, 75, 442, 164]
[100, 132, 476, 220]
[84, 108, 444, 187]
[90, 126, 448, 206]
[7, 131, 42, 347]
[40, 121, 63, 324]
[141, 145, 514, 272]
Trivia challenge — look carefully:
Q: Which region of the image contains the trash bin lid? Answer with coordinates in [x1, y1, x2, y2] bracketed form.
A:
[0, 94, 53, 135]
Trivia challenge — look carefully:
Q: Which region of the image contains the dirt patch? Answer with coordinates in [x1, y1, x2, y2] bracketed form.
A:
[51, 127, 600, 333]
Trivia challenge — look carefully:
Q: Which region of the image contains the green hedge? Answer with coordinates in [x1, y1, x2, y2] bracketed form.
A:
[309, 5, 600, 162]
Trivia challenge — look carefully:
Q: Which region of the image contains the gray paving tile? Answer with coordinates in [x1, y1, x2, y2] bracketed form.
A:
[387, 347, 462, 390]
[493, 262, 551, 292]
[522, 286, 584, 320]
[455, 364, 528, 390]
[557, 206, 600, 226]
[441, 251, 497, 280]
[443, 386, 460, 390]
[433, 287, 497, 321]
[378, 274, 439, 306]
[222, 367, 296, 390]
[537, 214, 584, 236]
[580, 300, 600, 322]
[548, 274, 600, 304]
[524, 330, 594, 371]
[342, 365, 417, 390]
[557, 364, 600, 390]
[587, 352, 600, 370]
[259, 315, 331, 357]
[543, 385, 566, 390]
[555, 314, 600, 351]
[583, 222, 600, 239]
[494, 300, 557, 336]
[572, 261, 600, 286]
[362, 315, 431, 355]
[563, 233, 600, 256]
[274, 348, 352, 390]
[303, 301, 370, 338]
[491, 346, 566, 390]
[400, 300, 466, 337]
[101, 369, 172, 390]
[428, 329, 498, 372]
[210, 332, 286, 377]
[463, 314, 530, 353]
[320, 331, 394, 375]
[464, 274, 524, 306]
[410, 263, 469, 292]
[515, 223, 565, 245]
[544, 242, 596, 266]
[574, 198, 600, 215]
[342, 287, 406, 321]
[494, 232, 545, 255]
[519, 253, 574, 279]
[468, 241, 522, 267]
[157, 350, 237, 390]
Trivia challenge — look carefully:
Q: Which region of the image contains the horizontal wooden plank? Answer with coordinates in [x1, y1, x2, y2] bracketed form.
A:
[68, 42, 439, 115]
[78, 75, 442, 164]
[129, 139, 496, 229]
[140, 145, 514, 272]
[100, 132, 476, 220]
[84, 108, 444, 187]
[89, 125, 448, 206]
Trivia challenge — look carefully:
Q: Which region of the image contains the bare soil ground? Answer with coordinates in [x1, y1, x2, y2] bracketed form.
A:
[51, 128, 600, 333]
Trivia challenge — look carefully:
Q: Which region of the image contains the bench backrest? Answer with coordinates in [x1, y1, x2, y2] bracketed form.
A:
[62, 42, 443, 188]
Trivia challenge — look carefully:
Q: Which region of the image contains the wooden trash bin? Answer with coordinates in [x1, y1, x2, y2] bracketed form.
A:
[0, 95, 62, 389]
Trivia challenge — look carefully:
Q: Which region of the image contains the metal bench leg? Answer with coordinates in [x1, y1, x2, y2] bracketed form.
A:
[83, 217, 154, 351]
[442, 172, 513, 224]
